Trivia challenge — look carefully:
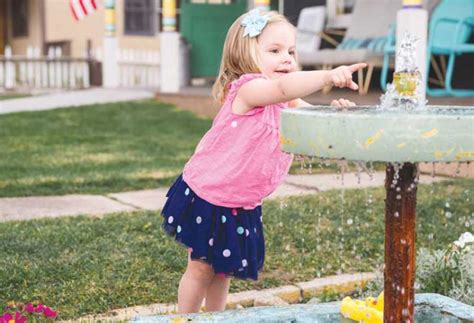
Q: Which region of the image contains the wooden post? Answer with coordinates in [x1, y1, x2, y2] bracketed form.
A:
[384, 162, 417, 322]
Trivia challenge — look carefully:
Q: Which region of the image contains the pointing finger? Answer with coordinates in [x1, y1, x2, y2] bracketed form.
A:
[349, 63, 367, 73]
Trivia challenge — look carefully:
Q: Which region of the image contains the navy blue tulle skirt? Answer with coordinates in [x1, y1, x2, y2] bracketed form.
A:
[161, 174, 265, 280]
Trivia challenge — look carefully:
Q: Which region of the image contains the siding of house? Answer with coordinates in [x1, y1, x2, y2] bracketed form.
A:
[114, 0, 161, 52]
[8, 0, 42, 54]
[45, 0, 160, 58]
[45, 0, 104, 57]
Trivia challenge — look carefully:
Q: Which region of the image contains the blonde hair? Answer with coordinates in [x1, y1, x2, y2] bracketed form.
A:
[212, 10, 292, 104]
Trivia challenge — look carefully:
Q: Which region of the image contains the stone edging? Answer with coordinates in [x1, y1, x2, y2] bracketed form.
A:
[76, 272, 375, 322]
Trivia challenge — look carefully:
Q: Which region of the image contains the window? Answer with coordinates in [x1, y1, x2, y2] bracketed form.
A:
[125, 0, 156, 36]
[12, 0, 28, 37]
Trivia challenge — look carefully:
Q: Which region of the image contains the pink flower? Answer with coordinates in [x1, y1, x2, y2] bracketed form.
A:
[35, 303, 44, 313]
[1, 313, 13, 323]
[15, 311, 27, 323]
[25, 303, 35, 313]
[43, 306, 57, 318]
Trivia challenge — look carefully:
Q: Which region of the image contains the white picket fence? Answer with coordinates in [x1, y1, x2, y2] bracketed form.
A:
[0, 46, 161, 90]
[95, 47, 161, 88]
[0, 46, 91, 90]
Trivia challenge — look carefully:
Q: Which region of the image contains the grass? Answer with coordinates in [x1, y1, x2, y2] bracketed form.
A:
[0, 179, 472, 319]
[0, 100, 210, 197]
[0, 94, 30, 101]
[0, 99, 385, 198]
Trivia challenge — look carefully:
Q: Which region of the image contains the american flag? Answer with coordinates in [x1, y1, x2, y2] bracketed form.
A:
[70, 0, 98, 21]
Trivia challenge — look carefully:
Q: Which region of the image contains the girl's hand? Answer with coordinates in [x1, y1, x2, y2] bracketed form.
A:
[330, 98, 356, 108]
[325, 63, 367, 90]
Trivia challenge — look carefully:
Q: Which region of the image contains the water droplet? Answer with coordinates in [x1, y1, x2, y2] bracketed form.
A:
[394, 212, 400, 218]
[396, 194, 402, 200]
[445, 202, 450, 208]
[445, 211, 452, 219]
[347, 218, 353, 225]
[396, 187, 401, 192]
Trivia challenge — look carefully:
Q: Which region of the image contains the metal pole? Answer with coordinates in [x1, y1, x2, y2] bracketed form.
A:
[384, 163, 417, 322]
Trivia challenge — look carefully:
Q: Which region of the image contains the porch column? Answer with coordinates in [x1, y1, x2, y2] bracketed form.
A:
[102, 0, 119, 88]
[396, 0, 427, 102]
[255, 0, 270, 11]
[160, 0, 188, 93]
[162, 0, 177, 31]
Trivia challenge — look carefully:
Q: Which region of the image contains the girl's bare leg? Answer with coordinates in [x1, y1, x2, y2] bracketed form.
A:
[204, 274, 231, 312]
[177, 251, 215, 313]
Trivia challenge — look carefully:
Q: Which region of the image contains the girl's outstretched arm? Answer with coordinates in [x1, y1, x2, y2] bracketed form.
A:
[233, 63, 366, 114]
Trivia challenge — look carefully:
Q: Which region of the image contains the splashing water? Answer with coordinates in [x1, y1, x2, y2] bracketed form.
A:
[380, 32, 427, 111]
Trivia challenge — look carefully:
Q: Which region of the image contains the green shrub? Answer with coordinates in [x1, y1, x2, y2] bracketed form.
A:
[357, 232, 474, 305]
[417, 232, 474, 305]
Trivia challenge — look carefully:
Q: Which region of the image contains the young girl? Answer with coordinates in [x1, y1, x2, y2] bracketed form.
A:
[161, 9, 367, 314]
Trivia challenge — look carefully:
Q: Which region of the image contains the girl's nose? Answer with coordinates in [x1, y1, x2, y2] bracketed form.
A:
[282, 54, 292, 64]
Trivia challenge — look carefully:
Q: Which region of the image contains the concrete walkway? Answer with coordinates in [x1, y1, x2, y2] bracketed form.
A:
[0, 88, 155, 115]
[0, 172, 445, 222]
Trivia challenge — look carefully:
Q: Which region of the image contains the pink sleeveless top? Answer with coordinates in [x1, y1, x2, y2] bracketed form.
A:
[182, 73, 294, 210]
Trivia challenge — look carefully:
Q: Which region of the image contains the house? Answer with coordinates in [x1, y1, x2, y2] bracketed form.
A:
[1, 0, 161, 57]
[1, 0, 348, 80]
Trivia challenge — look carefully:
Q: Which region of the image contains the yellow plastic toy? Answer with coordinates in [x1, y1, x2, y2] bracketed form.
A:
[340, 292, 384, 323]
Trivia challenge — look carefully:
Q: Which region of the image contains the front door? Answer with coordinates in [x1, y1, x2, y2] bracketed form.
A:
[180, 0, 247, 78]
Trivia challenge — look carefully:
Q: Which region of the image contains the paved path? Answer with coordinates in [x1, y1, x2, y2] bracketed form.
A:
[0, 88, 155, 114]
[0, 172, 445, 222]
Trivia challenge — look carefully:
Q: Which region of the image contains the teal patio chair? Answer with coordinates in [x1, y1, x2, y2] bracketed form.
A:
[427, 0, 474, 96]
[381, 0, 474, 96]
[298, 0, 401, 94]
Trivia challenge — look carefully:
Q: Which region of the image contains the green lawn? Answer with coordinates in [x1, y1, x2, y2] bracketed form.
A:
[0, 100, 210, 197]
[0, 94, 30, 101]
[0, 179, 472, 319]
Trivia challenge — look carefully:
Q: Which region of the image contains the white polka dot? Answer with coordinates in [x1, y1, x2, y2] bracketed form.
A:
[209, 238, 214, 246]
[242, 259, 248, 267]
[260, 216, 263, 223]
[184, 188, 190, 196]
[191, 197, 195, 203]
[254, 227, 257, 233]
[223, 249, 231, 257]
[231, 121, 238, 128]
[245, 229, 250, 237]
[221, 215, 227, 223]
[237, 227, 244, 235]
[177, 225, 182, 233]
[196, 216, 202, 224]
[168, 216, 174, 224]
